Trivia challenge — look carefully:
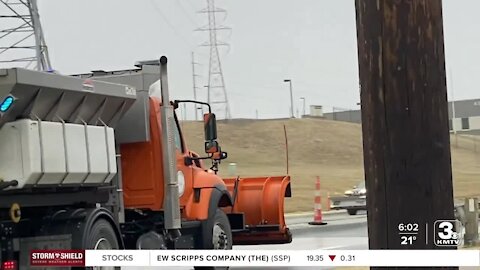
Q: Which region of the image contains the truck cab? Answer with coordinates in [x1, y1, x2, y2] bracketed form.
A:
[75, 58, 293, 247]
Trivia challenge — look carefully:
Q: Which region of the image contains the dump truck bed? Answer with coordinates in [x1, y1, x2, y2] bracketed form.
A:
[0, 68, 136, 129]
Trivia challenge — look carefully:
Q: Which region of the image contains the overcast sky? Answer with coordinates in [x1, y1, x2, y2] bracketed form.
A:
[4, 0, 480, 119]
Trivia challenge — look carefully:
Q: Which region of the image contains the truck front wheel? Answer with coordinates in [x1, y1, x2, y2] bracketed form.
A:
[84, 219, 120, 270]
[195, 209, 233, 270]
[211, 210, 232, 251]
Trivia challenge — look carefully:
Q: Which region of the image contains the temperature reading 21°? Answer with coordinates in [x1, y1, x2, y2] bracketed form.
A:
[401, 235, 417, 245]
[398, 223, 419, 246]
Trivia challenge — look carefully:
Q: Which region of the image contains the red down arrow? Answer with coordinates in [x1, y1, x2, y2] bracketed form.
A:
[328, 255, 336, 261]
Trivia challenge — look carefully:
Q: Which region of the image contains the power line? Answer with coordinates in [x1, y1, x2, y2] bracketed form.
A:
[149, 0, 194, 49]
[175, 0, 198, 26]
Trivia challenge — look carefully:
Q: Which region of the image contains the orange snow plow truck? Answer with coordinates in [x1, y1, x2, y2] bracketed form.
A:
[0, 56, 291, 269]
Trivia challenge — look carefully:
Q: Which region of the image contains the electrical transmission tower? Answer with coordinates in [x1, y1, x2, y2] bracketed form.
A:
[197, 0, 231, 119]
[191, 52, 201, 121]
[0, 0, 52, 71]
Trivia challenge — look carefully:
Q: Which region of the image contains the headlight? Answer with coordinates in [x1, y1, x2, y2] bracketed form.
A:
[177, 171, 185, 197]
[359, 188, 367, 194]
[344, 190, 353, 195]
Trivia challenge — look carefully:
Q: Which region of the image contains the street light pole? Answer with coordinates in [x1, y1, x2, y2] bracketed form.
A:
[300, 97, 306, 118]
[449, 69, 458, 147]
[449, 69, 456, 134]
[284, 79, 294, 118]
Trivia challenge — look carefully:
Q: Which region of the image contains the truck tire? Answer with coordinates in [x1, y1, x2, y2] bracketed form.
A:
[347, 209, 358, 216]
[83, 219, 120, 270]
[195, 209, 233, 270]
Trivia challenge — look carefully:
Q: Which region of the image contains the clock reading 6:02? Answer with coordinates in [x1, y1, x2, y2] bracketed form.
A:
[398, 223, 419, 232]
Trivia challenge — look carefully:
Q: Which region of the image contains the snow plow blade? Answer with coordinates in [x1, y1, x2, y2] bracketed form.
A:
[224, 176, 292, 245]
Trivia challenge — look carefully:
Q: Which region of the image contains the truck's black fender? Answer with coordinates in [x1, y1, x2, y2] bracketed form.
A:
[44, 207, 124, 250]
[197, 185, 233, 249]
[79, 207, 125, 249]
[207, 185, 233, 218]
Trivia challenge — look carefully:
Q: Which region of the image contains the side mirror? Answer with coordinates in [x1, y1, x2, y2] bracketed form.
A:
[204, 113, 217, 141]
[205, 141, 219, 154]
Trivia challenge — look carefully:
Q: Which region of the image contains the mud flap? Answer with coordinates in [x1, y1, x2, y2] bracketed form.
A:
[223, 176, 292, 245]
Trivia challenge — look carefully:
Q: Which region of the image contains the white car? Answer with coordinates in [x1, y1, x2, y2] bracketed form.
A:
[331, 181, 367, 215]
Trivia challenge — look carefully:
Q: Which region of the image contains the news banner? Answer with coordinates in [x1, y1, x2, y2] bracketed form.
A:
[29, 249, 480, 267]
[28, 220, 480, 267]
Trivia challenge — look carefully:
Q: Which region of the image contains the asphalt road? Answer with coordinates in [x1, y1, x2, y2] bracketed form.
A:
[123, 211, 369, 270]
[237, 211, 368, 251]
[231, 211, 368, 270]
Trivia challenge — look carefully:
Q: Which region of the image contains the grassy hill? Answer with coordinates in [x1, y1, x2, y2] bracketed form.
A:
[180, 118, 480, 213]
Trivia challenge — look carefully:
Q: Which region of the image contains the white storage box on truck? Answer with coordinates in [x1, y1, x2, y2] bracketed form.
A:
[0, 119, 116, 187]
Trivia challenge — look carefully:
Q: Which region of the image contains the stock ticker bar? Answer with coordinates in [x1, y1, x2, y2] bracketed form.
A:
[58, 250, 480, 267]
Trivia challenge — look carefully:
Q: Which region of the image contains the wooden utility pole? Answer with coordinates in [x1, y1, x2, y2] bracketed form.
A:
[355, 0, 457, 264]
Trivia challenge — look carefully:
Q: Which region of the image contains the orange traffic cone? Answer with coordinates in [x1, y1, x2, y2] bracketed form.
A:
[309, 176, 327, 225]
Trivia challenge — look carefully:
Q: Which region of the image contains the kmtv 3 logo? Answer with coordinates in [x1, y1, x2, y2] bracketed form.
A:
[434, 220, 461, 247]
